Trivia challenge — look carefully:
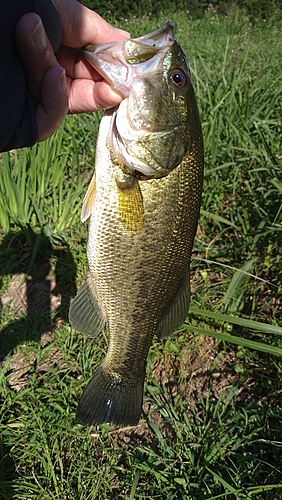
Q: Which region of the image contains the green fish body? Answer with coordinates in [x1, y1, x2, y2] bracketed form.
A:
[69, 21, 204, 426]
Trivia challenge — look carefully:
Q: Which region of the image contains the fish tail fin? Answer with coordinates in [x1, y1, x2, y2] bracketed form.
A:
[76, 365, 144, 427]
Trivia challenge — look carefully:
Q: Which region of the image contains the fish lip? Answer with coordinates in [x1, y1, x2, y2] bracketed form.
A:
[83, 41, 116, 52]
[133, 19, 174, 45]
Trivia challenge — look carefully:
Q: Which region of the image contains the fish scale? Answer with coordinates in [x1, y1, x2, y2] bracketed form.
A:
[69, 21, 204, 426]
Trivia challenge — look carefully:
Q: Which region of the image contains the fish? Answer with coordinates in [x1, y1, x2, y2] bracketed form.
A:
[69, 21, 204, 427]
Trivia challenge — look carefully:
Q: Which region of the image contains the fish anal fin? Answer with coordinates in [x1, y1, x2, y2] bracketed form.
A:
[81, 173, 96, 223]
[156, 271, 191, 340]
[115, 173, 144, 232]
[69, 273, 106, 337]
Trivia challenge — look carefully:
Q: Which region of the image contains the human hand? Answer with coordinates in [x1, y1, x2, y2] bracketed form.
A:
[15, 0, 129, 142]
[53, 0, 129, 113]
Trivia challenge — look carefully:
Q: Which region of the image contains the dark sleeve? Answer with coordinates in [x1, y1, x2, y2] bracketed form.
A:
[0, 0, 62, 152]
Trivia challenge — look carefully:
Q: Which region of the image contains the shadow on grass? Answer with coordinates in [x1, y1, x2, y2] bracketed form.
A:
[0, 228, 77, 498]
[0, 228, 77, 360]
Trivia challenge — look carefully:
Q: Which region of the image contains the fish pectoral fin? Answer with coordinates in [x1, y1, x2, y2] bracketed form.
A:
[115, 173, 144, 231]
[69, 274, 106, 337]
[81, 172, 96, 223]
[156, 271, 191, 340]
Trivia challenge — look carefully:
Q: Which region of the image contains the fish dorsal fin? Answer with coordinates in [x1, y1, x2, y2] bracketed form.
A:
[81, 173, 96, 223]
[156, 271, 191, 339]
[115, 172, 144, 231]
[69, 273, 106, 337]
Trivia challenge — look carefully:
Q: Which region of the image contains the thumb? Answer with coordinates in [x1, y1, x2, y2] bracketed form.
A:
[36, 65, 68, 142]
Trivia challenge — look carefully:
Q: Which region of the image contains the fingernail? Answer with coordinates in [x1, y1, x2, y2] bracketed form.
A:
[114, 27, 131, 37]
[59, 68, 66, 93]
[32, 19, 48, 50]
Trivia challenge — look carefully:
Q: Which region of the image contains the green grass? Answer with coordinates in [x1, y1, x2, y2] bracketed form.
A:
[1, 9, 282, 500]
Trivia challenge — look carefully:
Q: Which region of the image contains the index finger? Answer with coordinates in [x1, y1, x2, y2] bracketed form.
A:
[52, 0, 129, 47]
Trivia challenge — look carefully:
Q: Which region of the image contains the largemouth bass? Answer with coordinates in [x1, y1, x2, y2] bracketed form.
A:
[69, 21, 204, 426]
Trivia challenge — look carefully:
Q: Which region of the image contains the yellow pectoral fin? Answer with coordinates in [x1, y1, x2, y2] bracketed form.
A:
[115, 173, 144, 231]
[81, 173, 96, 222]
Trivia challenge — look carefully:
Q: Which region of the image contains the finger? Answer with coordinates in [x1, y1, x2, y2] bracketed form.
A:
[56, 44, 105, 80]
[67, 79, 123, 114]
[56, 45, 124, 110]
[53, 0, 129, 47]
[36, 65, 68, 142]
[15, 13, 59, 103]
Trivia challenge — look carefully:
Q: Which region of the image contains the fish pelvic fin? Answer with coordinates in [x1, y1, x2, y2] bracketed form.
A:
[76, 365, 144, 427]
[81, 172, 96, 222]
[69, 274, 106, 337]
[156, 271, 191, 339]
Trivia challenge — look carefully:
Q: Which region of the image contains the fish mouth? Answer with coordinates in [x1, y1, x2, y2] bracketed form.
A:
[82, 21, 175, 98]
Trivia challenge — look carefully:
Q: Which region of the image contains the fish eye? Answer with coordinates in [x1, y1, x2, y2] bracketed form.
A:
[169, 69, 187, 89]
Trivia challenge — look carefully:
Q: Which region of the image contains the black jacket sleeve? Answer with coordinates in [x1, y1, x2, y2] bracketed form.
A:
[0, 0, 62, 152]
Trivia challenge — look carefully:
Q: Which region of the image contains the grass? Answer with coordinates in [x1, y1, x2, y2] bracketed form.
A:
[0, 8, 282, 500]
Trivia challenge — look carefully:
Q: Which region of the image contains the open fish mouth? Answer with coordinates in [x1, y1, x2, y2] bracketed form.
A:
[82, 21, 176, 97]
